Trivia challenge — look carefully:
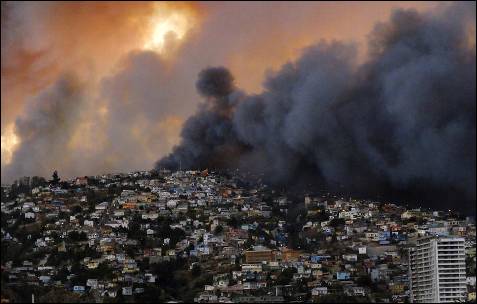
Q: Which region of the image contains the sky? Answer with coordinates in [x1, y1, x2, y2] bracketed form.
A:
[0, 1, 454, 182]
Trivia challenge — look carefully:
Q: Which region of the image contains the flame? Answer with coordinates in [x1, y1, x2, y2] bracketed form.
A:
[1, 124, 20, 165]
[143, 3, 197, 54]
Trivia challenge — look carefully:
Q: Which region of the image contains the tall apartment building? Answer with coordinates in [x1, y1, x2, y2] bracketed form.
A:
[408, 236, 467, 303]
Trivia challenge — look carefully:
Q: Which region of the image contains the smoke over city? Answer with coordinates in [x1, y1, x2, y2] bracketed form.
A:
[158, 4, 476, 213]
[1, 2, 474, 213]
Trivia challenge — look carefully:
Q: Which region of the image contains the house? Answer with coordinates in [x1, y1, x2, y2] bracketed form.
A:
[311, 287, 328, 296]
[336, 272, 351, 280]
[342, 254, 357, 262]
[24, 212, 35, 219]
[145, 273, 156, 283]
[195, 293, 218, 302]
[22, 202, 35, 212]
[39, 276, 51, 284]
[310, 255, 331, 263]
[76, 176, 88, 186]
[87, 261, 99, 269]
[142, 213, 158, 220]
[241, 264, 262, 273]
[233, 296, 284, 303]
[84, 220, 94, 227]
[278, 248, 302, 262]
[73, 285, 85, 293]
[213, 273, 230, 288]
[95, 202, 108, 211]
[167, 200, 178, 208]
[244, 246, 274, 263]
[114, 210, 125, 217]
[122, 287, 133, 296]
[365, 232, 379, 242]
[177, 202, 189, 212]
[344, 285, 366, 296]
[371, 267, 389, 282]
[103, 290, 117, 298]
[86, 279, 98, 288]
[58, 241, 67, 252]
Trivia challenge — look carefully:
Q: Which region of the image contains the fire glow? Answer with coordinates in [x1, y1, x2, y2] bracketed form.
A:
[1, 124, 19, 165]
[143, 3, 196, 53]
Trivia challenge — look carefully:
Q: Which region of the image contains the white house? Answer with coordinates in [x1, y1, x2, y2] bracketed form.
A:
[25, 212, 35, 219]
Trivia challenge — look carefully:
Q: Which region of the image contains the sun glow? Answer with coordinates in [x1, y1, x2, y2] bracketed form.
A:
[143, 3, 196, 53]
[1, 124, 20, 165]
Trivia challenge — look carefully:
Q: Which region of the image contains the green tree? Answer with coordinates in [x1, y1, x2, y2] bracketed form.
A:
[50, 170, 61, 185]
[191, 264, 201, 277]
[214, 225, 224, 235]
[276, 267, 297, 285]
[226, 217, 239, 228]
[329, 218, 346, 228]
[68, 231, 87, 242]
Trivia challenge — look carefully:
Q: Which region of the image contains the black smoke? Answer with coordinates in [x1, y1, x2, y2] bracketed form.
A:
[157, 5, 476, 214]
[159, 67, 248, 170]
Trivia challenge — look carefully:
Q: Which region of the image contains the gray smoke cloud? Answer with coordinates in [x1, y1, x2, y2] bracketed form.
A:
[2, 49, 194, 181]
[3, 74, 86, 179]
[157, 4, 476, 213]
[98, 50, 193, 173]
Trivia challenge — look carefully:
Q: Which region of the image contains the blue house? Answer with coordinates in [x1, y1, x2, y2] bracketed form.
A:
[276, 232, 287, 244]
[73, 285, 85, 293]
[51, 200, 64, 207]
[378, 231, 390, 241]
[310, 255, 331, 263]
[391, 233, 406, 241]
[310, 256, 321, 263]
[336, 272, 350, 280]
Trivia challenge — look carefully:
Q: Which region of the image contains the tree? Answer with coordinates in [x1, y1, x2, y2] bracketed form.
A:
[52, 266, 69, 282]
[226, 216, 239, 228]
[329, 218, 346, 228]
[50, 170, 61, 185]
[68, 231, 87, 242]
[214, 225, 224, 235]
[356, 275, 373, 287]
[39, 287, 94, 303]
[276, 267, 297, 285]
[191, 264, 201, 277]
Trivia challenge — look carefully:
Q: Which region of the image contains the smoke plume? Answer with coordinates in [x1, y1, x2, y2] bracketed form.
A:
[1, 1, 435, 182]
[3, 74, 86, 179]
[158, 4, 476, 213]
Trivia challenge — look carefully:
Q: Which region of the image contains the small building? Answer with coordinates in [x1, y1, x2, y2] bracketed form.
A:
[73, 286, 85, 293]
[245, 246, 274, 263]
[76, 176, 88, 186]
[336, 272, 351, 281]
[122, 287, 133, 296]
[311, 287, 328, 296]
